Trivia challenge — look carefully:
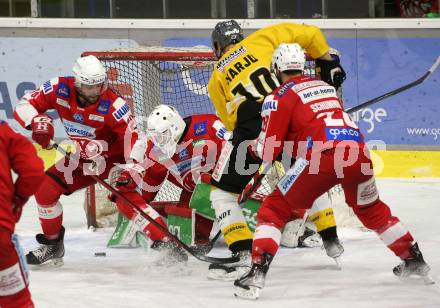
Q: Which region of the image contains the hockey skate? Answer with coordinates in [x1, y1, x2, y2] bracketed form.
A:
[298, 227, 322, 248]
[233, 253, 274, 300]
[26, 226, 65, 268]
[207, 250, 251, 281]
[393, 243, 434, 285]
[322, 237, 344, 269]
[150, 240, 188, 267]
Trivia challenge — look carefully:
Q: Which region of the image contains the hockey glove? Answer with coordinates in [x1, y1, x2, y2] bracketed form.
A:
[31, 114, 54, 149]
[315, 54, 346, 90]
[12, 195, 28, 222]
[114, 163, 145, 193]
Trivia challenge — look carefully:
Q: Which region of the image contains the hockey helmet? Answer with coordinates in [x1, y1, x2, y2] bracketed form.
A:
[72, 55, 108, 91]
[146, 105, 186, 158]
[271, 43, 306, 78]
[211, 20, 244, 59]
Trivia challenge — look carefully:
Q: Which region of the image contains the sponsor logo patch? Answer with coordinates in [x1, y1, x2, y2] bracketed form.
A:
[56, 83, 70, 98]
[56, 98, 69, 108]
[276, 81, 295, 97]
[192, 139, 205, 148]
[112, 103, 130, 121]
[42, 80, 53, 94]
[277, 158, 308, 195]
[261, 99, 278, 112]
[325, 127, 361, 142]
[178, 148, 189, 160]
[89, 114, 105, 122]
[216, 46, 247, 72]
[193, 121, 207, 137]
[298, 85, 337, 104]
[62, 119, 96, 138]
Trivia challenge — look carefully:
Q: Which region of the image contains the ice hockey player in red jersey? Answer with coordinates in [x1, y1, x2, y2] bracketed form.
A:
[234, 43, 433, 299]
[113, 104, 252, 275]
[0, 120, 45, 308]
[13, 55, 138, 267]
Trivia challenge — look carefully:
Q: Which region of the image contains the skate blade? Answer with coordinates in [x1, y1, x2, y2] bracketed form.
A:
[208, 266, 251, 281]
[234, 285, 260, 300]
[28, 258, 64, 270]
[207, 268, 241, 281]
[398, 273, 436, 285]
[333, 257, 342, 270]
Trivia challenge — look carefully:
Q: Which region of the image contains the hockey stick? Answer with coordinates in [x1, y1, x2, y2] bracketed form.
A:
[51, 142, 239, 264]
[346, 55, 440, 114]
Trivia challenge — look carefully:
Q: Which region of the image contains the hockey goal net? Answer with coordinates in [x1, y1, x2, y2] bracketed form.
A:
[81, 46, 355, 229]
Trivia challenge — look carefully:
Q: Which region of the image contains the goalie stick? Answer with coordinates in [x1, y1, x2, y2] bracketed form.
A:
[51, 142, 240, 265]
[244, 55, 440, 194]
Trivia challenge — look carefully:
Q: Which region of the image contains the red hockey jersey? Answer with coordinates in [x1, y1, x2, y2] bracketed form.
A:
[0, 120, 45, 232]
[135, 114, 230, 201]
[257, 75, 363, 162]
[14, 77, 138, 160]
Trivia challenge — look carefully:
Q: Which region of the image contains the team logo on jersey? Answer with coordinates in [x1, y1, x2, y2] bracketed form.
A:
[56, 83, 70, 98]
[112, 103, 130, 121]
[325, 127, 361, 142]
[97, 100, 110, 114]
[42, 80, 53, 94]
[178, 148, 189, 160]
[193, 122, 207, 137]
[73, 113, 84, 123]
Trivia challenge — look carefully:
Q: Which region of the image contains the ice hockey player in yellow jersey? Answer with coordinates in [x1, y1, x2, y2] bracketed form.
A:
[207, 20, 346, 271]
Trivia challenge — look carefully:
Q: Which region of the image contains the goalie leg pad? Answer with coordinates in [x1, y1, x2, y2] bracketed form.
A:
[210, 189, 253, 252]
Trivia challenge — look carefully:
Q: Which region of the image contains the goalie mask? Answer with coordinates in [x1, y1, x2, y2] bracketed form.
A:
[271, 43, 306, 83]
[146, 105, 186, 158]
[211, 20, 244, 59]
[72, 55, 108, 105]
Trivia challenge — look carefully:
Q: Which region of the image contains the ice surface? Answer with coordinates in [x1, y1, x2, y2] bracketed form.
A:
[16, 179, 440, 308]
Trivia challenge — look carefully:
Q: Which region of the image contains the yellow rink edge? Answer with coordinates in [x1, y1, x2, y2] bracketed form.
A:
[34, 145, 440, 178]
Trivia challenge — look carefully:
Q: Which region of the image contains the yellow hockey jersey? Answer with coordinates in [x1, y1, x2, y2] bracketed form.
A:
[208, 23, 330, 131]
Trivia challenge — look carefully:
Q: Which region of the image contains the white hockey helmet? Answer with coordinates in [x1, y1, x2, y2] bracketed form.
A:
[146, 105, 186, 158]
[72, 55, 108, 91]
[271, 43, 306, 76]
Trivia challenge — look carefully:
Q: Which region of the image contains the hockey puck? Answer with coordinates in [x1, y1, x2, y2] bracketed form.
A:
[94, 252, 106, 257]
